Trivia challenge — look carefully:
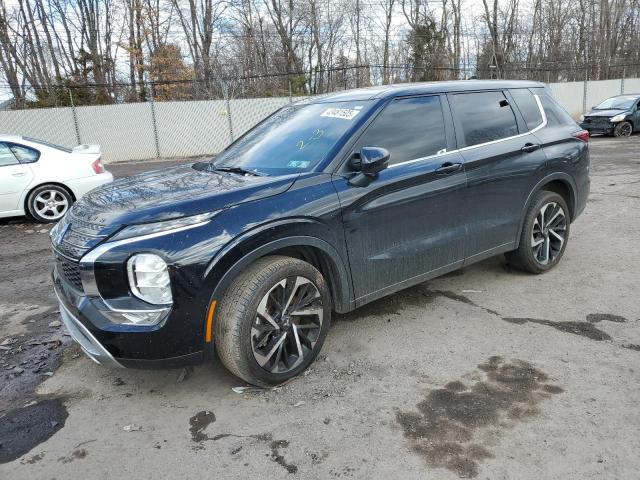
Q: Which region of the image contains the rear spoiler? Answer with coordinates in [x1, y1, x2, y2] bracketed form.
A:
[72, 144, 101, 155]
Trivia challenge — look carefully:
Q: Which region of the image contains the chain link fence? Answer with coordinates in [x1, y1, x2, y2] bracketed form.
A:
[0, 70, 639, 163]
[0, 82, 303, 162]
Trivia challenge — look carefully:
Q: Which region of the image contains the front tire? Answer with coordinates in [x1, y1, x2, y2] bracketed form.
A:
[215, 255, 331, 387]
[613, 121, 633, 137]
[26, 184, 73, 223]
[506, 190, 570, 274]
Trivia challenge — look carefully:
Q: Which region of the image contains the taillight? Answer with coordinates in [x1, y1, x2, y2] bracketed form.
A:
[91, 157, 105, 174]
[572, 130, 589, 143]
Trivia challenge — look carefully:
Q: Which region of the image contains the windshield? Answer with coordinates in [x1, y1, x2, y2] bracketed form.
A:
[594, 96, 637, 110]
[213, 101, 371, 175]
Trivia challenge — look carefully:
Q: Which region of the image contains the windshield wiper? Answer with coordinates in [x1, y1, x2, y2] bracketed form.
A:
[192, 162, 266, 176]
[212, 166, 266, 176]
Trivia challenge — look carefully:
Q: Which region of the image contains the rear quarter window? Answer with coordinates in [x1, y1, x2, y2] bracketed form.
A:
[9, 144, 40, 163]
[509, 88, 543, 130]
[449, 91, 519, 147]
[538, 94, 577, 127]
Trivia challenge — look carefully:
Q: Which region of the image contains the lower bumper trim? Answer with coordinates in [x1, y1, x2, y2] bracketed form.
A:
[58, 300, 123, 368]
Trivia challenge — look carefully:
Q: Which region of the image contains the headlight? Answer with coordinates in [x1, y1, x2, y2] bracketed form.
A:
[610, 114, 626, 122]
[111, 212, 217, 241]
[127, 253, 172, 305]
[579, 114, 585, 122]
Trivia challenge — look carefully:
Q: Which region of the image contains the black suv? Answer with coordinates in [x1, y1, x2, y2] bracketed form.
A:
[51, 80, 590, 386]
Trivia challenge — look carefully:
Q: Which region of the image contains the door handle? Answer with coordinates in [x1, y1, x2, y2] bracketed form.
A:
[521, 143, 541, 153]
[12, 172, 27, 177]
[435, 162, 462, 175]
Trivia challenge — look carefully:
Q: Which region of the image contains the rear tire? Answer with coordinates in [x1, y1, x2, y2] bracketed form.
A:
[215, 255, 331, 387]
[505, 190, 570, 274]
[26, 184, 73, 223]
[613, 121, 633, 137]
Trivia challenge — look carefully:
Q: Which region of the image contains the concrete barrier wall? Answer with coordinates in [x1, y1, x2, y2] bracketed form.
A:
[548, 81, 585, 118]
[0, 79, 637, 163]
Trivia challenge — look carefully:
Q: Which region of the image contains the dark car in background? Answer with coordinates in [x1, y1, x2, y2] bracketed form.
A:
[50, 80, 590, 386]
[580, 94, 640, 137]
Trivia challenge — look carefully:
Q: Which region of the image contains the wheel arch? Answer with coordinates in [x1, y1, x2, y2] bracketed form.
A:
[23, 181, 76, 215]
[516, 173, 576, 247]
[205, 224, 353, 316]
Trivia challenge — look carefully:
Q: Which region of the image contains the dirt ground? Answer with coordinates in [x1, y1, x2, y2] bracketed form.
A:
[0, 137, 639, 479]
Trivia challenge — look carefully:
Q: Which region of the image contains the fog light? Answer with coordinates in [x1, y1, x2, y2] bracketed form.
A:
[127, 253, 173, 305]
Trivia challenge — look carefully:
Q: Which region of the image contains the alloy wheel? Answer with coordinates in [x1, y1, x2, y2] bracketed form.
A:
[34, 190, 69, 220]
[618, 122, 632, 137]
[251, 276, 323, 374]
[531, 202, 566, 265]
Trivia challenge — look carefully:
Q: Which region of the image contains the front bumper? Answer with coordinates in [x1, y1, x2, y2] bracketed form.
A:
[56, 290, 123, 368]
[50, 210, 229, 369]
[53, 269, 205, 369]
[579, 121, 613, 135]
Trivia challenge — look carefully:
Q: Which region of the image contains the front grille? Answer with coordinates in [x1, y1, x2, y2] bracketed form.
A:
[51, 209, 119, 260]
[56, 253, 83, 291]
[585, 117, 611, 128]
[50, 208, 121, 293]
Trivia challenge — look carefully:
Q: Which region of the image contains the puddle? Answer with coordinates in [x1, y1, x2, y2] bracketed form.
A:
[586, 313, 627, 323]
[188, 410, 216, 442]
[188, 413, 297, 474]
[428, 289, 500, 316]
[502, 317, 611, 341]
[0, 398, 68, 464]
[270, 439, 297, 474]
[397, 356, 562, 478]
[58, 448, 88, 463]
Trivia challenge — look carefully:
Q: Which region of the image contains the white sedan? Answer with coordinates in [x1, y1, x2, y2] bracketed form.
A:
[0, 135, 113, 223]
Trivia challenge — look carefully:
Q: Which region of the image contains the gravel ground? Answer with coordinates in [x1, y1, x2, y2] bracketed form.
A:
[0, 136, 639, 479]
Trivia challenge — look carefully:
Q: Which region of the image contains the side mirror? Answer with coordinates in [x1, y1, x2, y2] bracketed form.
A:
[348, 147, 390, 187]
[352, 147, 389, 175]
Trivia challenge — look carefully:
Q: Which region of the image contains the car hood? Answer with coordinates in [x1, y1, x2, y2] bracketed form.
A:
[585, 108, 629, 118]
[70, 164, 298, 226]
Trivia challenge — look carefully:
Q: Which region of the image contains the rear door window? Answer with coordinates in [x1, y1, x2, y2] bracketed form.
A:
[355, 95, 447, 166]
[449, 91, 519, 147]
[0, 143, 19, 166]
[509, 89, 543, 130]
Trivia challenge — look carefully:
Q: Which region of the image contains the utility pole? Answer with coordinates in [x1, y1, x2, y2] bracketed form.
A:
[355, 0, 361, 88]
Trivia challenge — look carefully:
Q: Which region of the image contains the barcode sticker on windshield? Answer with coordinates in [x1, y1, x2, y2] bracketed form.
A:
[321, 108, 360, 120]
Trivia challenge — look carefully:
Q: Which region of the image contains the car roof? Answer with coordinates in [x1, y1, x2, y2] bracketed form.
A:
[607, 94, 640, 99]
[0, 135, 26, 142]
[301, 80, 546, 104]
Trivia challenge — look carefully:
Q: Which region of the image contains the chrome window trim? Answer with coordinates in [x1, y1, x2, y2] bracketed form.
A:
[387, 149, 453, 169]
[387, 94, 546, 170]
[79, 219, 211, 297]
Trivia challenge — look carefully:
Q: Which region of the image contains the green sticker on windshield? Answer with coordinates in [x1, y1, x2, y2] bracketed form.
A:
[321, 108, 360, 120]
[287, 160, 311, 168]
